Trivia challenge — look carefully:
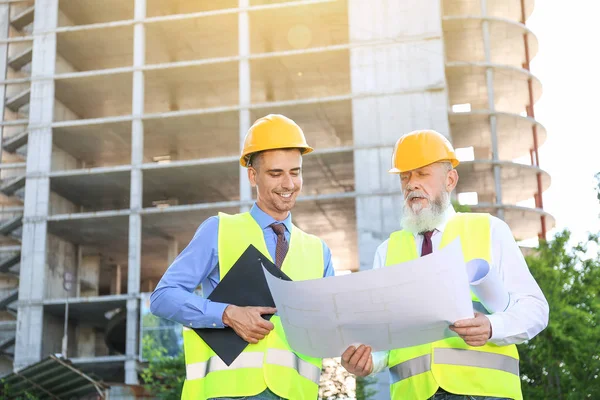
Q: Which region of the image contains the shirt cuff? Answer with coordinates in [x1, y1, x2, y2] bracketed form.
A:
[487, 313, 506, 343]
[183, 299, 229, 329]
[371, 350, 389, 375]
[206, 301, 229, 328]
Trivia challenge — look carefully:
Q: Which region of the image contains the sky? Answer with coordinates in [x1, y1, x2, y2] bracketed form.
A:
[522, 0, 600, 247]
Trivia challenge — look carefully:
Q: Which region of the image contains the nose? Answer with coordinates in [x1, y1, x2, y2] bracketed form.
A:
[405, 181, 421, 192]
[281, 174, 295, 190]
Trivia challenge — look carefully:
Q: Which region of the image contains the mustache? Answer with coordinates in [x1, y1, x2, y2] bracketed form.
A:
[406, 191, 430, 201]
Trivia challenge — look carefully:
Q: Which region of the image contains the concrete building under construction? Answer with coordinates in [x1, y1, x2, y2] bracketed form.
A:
[0, 0, 552, 395]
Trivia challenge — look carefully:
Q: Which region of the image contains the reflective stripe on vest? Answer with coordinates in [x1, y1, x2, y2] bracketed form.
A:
[186, 352, 263, 380]
[390, 348, 520, 384]
[390, 354, 431, 383]
[186, 349, 321, 384]
[435, 348, 519, 375]
[266, 348, 321, 384]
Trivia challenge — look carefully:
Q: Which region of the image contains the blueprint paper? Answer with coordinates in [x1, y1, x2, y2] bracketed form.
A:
[466, 258, 510, 314]
[263, 239, 474, 358]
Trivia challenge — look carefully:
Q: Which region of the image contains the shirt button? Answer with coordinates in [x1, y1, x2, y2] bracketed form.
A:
[189, 322, 192, 326]
[212, 323, 216, 327]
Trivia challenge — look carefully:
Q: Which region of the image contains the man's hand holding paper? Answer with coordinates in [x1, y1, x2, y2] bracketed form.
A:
[450, 312, 493, 347]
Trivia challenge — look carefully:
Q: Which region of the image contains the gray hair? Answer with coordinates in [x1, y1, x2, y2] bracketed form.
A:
[438, 161, 453, 172]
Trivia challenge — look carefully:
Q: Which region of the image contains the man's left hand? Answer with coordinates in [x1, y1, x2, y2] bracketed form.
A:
[450, 312, 492, 347]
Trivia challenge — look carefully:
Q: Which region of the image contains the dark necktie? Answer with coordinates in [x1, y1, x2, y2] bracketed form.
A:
[270, 223, 289, 268]
[421, 231, 434, 256]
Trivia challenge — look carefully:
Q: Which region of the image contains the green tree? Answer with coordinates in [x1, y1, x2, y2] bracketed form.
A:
[140, 312, 181, 359]
[355, 375, 379, 400]
[452, 200, 472, 213]
[140, 335, 185, 399]
[0, 380, 40, 400]
[518, 174, 600, 399]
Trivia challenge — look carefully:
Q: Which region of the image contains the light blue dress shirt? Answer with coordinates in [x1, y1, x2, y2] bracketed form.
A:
[150, 203, 334, 329]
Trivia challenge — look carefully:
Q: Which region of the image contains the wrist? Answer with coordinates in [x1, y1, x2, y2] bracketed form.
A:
[222, 305, 235, 326]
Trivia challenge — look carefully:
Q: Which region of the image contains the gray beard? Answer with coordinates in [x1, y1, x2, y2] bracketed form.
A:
[400, 191, 451, 234]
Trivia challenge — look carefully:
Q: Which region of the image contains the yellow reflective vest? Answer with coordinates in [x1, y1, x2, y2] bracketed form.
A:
[385, 213, 522, 400]
[181, 212, 324, 400]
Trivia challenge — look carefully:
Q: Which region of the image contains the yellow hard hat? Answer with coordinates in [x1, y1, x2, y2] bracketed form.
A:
[240, 114, 313, 167]
[389, 130, 459, 174]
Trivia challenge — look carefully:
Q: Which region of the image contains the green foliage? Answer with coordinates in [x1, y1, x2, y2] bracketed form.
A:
[140, 312, 182, 360]
[355, 375, 379, 400]
[0, 380, 40, 400]
[518, 173, 600, 399]
[452, 200, 471, 213]
[140, 335, 185, 400]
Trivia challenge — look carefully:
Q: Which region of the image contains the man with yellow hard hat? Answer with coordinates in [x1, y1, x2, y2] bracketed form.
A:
[150, 114, 334, 400]
[341, 130, 549, 400]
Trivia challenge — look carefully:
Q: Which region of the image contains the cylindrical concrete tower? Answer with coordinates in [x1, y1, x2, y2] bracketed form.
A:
[443, 0, 554, 240]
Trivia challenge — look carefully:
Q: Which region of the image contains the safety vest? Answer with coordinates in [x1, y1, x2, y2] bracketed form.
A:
[385, 213, 522, 400]
[181, 212, 324, 400]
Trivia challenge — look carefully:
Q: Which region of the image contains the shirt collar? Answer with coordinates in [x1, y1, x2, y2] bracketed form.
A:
[414, 205, 456, 238]
[250, 203, 293, 233]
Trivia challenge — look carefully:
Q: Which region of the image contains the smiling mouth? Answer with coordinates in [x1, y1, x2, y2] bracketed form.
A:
[277, 192, 293, 199]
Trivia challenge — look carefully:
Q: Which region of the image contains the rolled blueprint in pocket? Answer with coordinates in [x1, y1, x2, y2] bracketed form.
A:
[466, 259, 510, 314]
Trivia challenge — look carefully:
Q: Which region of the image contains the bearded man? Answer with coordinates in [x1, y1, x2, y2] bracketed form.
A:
[340, 130, 549, 400]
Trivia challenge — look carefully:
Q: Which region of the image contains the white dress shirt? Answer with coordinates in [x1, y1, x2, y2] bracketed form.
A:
[371, 206, 549, 374]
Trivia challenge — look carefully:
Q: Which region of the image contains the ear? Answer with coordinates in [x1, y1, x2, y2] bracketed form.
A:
[247, 167, 258, 188]
[446, 169, 459, 192]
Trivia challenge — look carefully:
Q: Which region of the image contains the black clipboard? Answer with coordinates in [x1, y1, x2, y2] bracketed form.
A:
[193, 245, 291, 366]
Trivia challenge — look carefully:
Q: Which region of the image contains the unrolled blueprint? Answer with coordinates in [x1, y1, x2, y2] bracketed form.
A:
[263, 239, 475, 358]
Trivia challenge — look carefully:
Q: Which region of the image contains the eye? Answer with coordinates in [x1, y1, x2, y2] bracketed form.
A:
[270, 173, 281, 178]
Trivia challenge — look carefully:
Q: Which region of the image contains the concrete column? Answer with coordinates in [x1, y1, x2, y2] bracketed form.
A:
[126, 0, 146, 384]
[45, 234, 77, 299]
[76, 245, 83, 297]
[348, 1, 450, 397]
[78, 255, 100, 297]
[76, 325, 96, 357]
[0, 4, 9, 164]
[238, 0, 251, 212]
[480, 0, 504, 220]
[115, 264, 122, 295]
[14, 0, 59, 370]
[109, 264, 123, 295]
